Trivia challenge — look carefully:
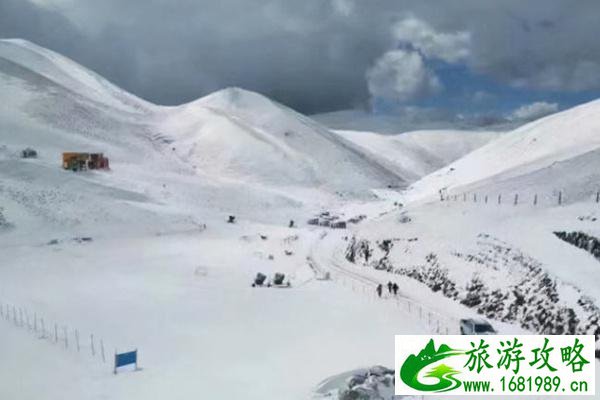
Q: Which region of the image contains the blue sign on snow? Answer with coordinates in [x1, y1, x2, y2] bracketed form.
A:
[114, 349, 137, 373]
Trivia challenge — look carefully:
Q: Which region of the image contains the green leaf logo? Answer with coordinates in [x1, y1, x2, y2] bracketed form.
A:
[400, 339, 465, 392]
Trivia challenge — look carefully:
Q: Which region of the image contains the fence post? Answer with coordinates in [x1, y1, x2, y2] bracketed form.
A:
[473, 193, 477, 203]
[498, 194, 502, 204]
[13, 305, 17, 325]
[597, 191, 599, 203]
[485, 195, 488, 204]
[75, 329, 80, 352]
[514, 194, 519, 205]
[558, 191, 562, 205]
[54, 324, 58, 343]
[101, 339, 106, 363]
[533, 194, 538, 205]
[91, 334, 96, 356]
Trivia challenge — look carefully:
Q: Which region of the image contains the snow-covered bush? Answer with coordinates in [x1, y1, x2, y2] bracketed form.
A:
[338, 366, 395, 400]
[0, 207, 12, 230]
[555, 231, 600, 260]
[345, 233, 599, 354]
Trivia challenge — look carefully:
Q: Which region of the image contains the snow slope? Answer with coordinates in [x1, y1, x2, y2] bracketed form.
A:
[334, 129, 501, 182]
[406, 99, 600, 204]
[156, 88, 404, 190]
[0, 38, 406, 241]
[0, 39, 152, 113]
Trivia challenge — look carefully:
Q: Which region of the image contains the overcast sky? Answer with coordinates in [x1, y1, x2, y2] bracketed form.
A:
[1, 0, 600, 122]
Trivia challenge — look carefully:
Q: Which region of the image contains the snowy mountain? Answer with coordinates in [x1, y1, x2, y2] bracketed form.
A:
[1, 38, 503, 241]
[334, 129, 501, 182]
[406, 99, 600, 204]
[0, 39, 152, 113]
[312, 108, 517, 134]
[0, 38, 407, 239]
[3, 39, 599, 400]
[0, 39, 428, 400]
[155, 88, 403, 190]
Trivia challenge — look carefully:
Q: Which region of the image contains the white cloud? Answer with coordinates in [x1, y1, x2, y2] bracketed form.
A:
[364, 16, 469, 105]
[366, 49, 442, 102]
[509, 101, 559, 121]
[392, 16, 471, 63]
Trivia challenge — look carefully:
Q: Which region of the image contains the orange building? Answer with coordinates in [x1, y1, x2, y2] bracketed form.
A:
[62, 152, 109, 171]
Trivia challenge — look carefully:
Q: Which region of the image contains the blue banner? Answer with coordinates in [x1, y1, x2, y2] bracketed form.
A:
[115, 350, 137, 368]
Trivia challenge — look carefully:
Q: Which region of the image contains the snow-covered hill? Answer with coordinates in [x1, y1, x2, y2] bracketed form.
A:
[312, 109, 517, 134]
[0, 38, 407, 240]
[0, 39, 152, 113]
[334, 129, 501, 182]
[0, 39, 433, 400]
[406, 99, 600, 204]
[155, 88, 403, 190]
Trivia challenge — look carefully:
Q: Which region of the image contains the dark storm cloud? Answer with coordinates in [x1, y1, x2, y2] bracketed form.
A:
[1, 0, 600, 113]
[0, 0, 85, 55]
[0, 0, 394, 112]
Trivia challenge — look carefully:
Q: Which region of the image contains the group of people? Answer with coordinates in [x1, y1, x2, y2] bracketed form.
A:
[376, 281, 399, 297]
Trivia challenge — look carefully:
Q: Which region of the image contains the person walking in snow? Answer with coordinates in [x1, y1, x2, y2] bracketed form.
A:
[392, 282, 399, 296]
[376, 284, 383, 298]
[387, 281, 393, 294]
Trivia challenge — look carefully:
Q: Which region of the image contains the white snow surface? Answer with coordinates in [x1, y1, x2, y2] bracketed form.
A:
[334, 129, 501, 182]
[406, 99, 600, 204]
[1, 38, 600, 400]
